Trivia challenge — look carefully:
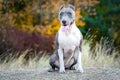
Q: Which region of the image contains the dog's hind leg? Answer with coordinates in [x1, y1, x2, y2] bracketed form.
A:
[69, 58, 77, 70]
[65, 57, 77, 70]
[48, 50, 59, 72]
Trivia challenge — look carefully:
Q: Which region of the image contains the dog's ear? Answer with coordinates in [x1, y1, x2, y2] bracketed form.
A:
[59, 5, 64, 11]
[69, 4, 75, 11]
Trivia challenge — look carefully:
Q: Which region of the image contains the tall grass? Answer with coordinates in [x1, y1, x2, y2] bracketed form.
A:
[82, 38, 119, 68]
[0, 37, 120, 70]
[0, 50, 49, 70]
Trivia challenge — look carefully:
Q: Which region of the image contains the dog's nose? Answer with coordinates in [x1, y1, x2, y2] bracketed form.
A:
[62, 20, 66, 24]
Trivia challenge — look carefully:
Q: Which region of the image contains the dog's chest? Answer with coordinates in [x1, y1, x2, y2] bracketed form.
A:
[58, 29, 80, 50]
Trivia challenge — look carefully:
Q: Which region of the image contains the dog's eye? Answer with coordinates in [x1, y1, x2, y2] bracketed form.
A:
[60, 12, 63, 16]
[67, 12, 71, 15]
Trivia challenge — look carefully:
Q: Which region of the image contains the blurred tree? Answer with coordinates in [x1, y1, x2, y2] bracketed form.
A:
[0, 0, 120, 53]
[82, 0, 120, 50]
[1, 0, 32, 13]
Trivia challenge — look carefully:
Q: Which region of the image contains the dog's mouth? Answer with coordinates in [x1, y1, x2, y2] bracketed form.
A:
[62, 23, 70, 32]
[61, 22, 73, 32]
[63, 24, 68, 26]
[62, 25, 69, 32]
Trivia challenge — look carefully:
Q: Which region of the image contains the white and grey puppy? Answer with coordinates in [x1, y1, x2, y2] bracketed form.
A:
[48, 4, 83, 73]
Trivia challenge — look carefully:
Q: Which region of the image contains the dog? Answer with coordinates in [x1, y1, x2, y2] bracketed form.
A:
[48, 4, 83, 73]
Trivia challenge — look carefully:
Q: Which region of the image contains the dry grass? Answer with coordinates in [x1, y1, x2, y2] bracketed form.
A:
[82, 39, 119, 68]
[0, 38, 120, 70]
[0, 50, 49, 70]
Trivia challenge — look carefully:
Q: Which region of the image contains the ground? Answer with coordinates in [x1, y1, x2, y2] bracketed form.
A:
[0, 67, 120, 80]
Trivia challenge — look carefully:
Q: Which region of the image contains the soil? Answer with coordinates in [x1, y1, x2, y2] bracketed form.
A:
[0, 67, 120, 80]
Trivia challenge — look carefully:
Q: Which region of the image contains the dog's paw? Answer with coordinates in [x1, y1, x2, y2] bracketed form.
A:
[76, 67, 83, 73]
[48, 68, 54, 72]
[59, 68, 65, 73]
[70, 66, 75, 70]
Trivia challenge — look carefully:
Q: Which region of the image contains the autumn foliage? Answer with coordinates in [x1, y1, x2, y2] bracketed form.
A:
[0, 26, 54, 54]
[0, 0, 120, 56]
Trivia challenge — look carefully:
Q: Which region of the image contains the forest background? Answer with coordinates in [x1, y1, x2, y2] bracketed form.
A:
[0, 0, 120, 62]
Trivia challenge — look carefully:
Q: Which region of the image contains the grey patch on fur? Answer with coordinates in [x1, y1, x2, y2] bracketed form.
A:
[79, 39, 82, 52]
[55, 33, 59, 49]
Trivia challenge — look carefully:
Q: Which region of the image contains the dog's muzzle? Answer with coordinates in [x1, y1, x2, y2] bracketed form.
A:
[61, 21, 74, 32]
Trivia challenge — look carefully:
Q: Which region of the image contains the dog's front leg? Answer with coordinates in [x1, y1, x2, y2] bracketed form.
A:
[76, 47, 83, 73]
[58, 48, 65, 73]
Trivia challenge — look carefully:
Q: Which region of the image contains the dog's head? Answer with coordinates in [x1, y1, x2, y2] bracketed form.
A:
[58, 4, 75, 32]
